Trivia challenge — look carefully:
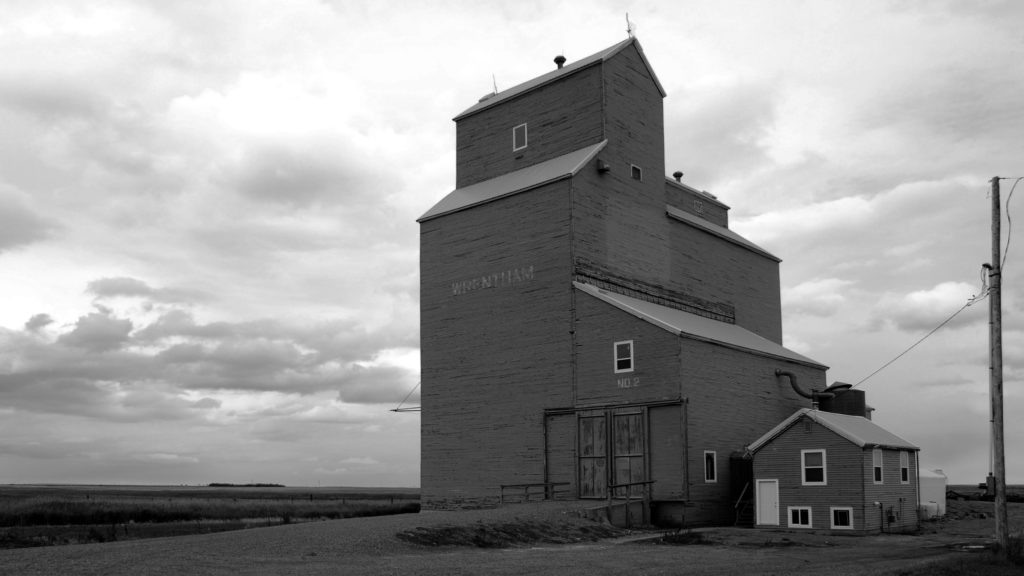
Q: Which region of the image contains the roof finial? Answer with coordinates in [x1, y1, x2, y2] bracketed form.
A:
[626, 13, 636, 38]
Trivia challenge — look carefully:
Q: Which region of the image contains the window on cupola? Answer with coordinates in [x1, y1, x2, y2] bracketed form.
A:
[513, 123, 527, 151]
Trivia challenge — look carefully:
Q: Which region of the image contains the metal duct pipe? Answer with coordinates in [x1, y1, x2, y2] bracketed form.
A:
[775, 370, 834, 405]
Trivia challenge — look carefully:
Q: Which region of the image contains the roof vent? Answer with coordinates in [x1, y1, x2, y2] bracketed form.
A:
[672, 171, 683, 182]
[554, 55, 566, 69]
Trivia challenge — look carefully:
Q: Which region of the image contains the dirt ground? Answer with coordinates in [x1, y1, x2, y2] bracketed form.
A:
[0, 499, 1019, 576]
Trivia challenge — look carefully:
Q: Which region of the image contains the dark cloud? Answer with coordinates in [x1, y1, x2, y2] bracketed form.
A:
[56, 308, 133, 352]
[24, 313, 54, 332]
[336, 364, 416, 404]
[0, 186, 57, 252]
[226, 139, 391, 209]
[87, 276, 209, 304]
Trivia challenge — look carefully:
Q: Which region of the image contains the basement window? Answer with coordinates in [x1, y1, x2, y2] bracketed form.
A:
[831, 507, 853, 529]
[703, 451, 717, 483]
[801, 449, 827, 486]
[873, 449, 883, 484]
[900, 451, 910, 484]
[788, 507, 812, 528]
[614, 340, 634, 373]
[513, 123, 528, 151]
[630, 164, 642, 181]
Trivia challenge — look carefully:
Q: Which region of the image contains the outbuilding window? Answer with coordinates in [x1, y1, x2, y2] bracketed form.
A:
[873, 449, 883, 484]
[900, 451, 910, 484]
[513, 123, 528, 151]
[614, 340, 634, 373]
[704, 451, 717, 483]
[788, 506, 812, 528]
[831, 507, 853, 529]
[631, 164, 643, 181]
[801, 449, 827, 486]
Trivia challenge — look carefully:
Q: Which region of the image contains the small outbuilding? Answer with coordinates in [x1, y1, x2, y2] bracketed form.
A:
[919, 468, 947, 518]
[747, 408, 920, 534]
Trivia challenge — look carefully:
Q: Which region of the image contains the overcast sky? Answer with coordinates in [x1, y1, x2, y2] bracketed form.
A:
[1, 1, 1022, 487]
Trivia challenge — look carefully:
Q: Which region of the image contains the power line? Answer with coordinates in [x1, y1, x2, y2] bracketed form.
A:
[854, 179, 1019, 388]
[853, 294, 983, 388]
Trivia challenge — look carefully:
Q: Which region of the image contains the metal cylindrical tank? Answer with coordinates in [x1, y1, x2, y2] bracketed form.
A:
[819, 383, 867, 417]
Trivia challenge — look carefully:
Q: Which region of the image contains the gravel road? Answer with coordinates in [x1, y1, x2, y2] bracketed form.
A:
[0, 501, 1006, 576]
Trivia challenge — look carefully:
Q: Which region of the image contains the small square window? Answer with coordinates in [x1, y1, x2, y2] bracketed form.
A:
[704, 451, 717, 483]
[614, 340, 633, 373]
[873, 449, 883, 484]
[513, 123, 528, 151]
[788, 507, 812, 528]
[802, 449, 827, 486]
[831, 507, 853, 529]
[630, 164, 642, 181]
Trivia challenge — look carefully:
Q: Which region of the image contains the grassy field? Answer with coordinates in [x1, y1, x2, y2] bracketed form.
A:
[0, 484, 419, 549]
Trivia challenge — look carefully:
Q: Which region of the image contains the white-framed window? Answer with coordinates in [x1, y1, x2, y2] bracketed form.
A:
[873, 449, 883, 484]
[630, 164, 642, 181]
[830, 507, 853, 529]
[801, 449, 827, 486]
[703, 451, 717, 483]
[900, 451, 910, 484]
[513, 123, 528, 151]
[788, 506, 812, 528]
[614, 340, 634, 373]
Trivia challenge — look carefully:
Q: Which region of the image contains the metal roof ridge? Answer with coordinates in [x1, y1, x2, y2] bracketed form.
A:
[454, 37, 664, 121]
[573, 281, 825, 369]
[418, 140, 607, 222]
[666, 205, 781, 262]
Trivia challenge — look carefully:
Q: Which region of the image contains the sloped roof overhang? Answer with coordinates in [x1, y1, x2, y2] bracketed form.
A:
[454, 37, 666, 121]
[575, 281, 826, 369]
[666, 205, 780, 262]
[747, 408, 920, 454]
[418, 140, 607, 222]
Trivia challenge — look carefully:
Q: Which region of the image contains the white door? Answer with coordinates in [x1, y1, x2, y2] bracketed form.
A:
[756, 479, 779, 525]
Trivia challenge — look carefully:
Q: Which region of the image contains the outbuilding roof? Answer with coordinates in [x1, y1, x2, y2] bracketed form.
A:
[454, 37, 666, 121]
[574, 281, 826, 369]
[418, 140, 606, 222]
[747, 408, 919, 453]
[666, 205, 780, 262]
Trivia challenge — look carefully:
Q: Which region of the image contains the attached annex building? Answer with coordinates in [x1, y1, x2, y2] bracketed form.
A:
[418, 37, 918, 531]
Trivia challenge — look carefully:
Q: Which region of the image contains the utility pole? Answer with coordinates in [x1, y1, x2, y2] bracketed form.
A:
[988, 176, 1009, 555]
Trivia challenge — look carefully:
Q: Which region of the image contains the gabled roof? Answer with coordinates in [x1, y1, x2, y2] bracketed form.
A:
[454, 37, 666, 121]
[575, 282, 826, 369]
[747, 408, 919, 454]
[666, 205, 780, 262]
[418, 141, 607, 222]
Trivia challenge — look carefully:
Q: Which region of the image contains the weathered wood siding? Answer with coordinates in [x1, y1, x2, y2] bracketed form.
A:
[667, 218, 783, 343]
[455, 65, 604, 188]
[649, 404, 686, 500]
[544, 412, 576, 496]
[573, 293, 681, 406]
[752, 418, 920, 533]
[665, 180, 729, 228]
[420, 179, 574, 508]
[681, 345, 822, 525]
[752, 420, 866, 531]
[862, 448, 919, 533]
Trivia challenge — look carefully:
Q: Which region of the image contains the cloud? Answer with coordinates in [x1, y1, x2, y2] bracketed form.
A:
[782, 278, 855, 317]
[86, 276, 209, 303]
[56, 307, 133, 352]
[872, 281, 983, 333]
[0, 184, 57, 252]
[24, 313, 54, 332]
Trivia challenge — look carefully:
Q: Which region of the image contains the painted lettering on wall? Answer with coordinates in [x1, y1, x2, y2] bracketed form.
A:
[452, 266, 535, 296]
[617, 377, 640, 389]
